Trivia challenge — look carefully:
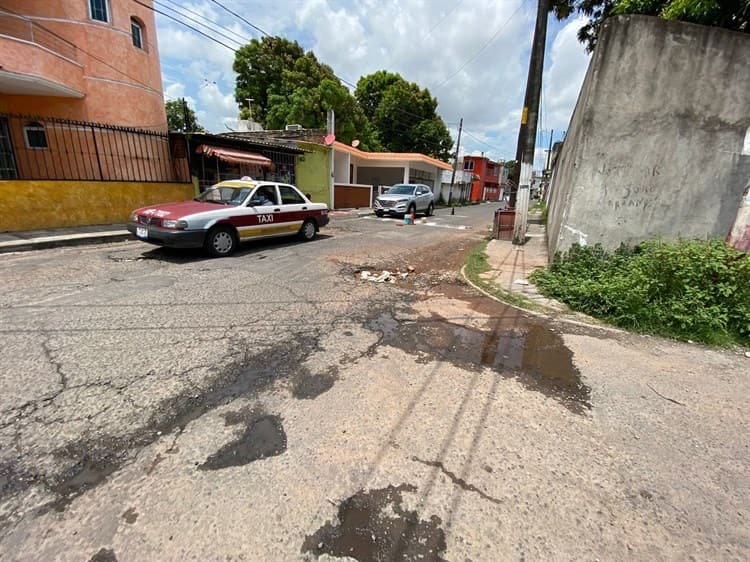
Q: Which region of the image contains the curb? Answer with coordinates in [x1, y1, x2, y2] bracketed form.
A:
[0, 231, 131, 254]
[460, 264, 626, 334]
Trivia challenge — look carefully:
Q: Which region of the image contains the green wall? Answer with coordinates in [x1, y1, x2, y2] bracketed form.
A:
[296, 142, 330, 207]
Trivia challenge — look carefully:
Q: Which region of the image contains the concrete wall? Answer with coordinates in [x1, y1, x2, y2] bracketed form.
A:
[547, 15, 750, 256]
[0, 180, 193, 231]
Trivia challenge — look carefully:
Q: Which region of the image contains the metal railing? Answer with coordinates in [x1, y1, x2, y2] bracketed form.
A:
[0, 12, 78, 62]
[0, 114, 189, 183]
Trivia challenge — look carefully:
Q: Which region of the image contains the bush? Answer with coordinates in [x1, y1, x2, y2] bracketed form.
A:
[530, 239, 750, 346]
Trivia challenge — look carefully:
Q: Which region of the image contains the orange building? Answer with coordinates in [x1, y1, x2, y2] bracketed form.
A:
[463, 156, 506, 202]
[0, 0, 166, 129]
[0, 1, 193, 232]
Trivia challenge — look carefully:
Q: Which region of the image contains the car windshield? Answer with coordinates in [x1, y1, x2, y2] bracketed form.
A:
[388, 185, 416, 195]
[197, 185, 253, 206]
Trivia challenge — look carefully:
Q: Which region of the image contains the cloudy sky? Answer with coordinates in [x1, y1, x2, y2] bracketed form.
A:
[154, 0, 591, 169]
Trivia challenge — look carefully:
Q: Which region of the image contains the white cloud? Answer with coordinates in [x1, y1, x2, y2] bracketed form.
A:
[153, 1, 591, 166]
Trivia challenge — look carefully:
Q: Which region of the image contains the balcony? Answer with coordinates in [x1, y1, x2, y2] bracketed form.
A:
[0, 12, 84, 98]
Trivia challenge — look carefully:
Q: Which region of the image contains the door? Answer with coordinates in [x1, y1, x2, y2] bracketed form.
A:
[232, 183, 284, 240]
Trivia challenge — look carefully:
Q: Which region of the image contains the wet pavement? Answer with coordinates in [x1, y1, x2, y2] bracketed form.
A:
[0, 204, 747, 560]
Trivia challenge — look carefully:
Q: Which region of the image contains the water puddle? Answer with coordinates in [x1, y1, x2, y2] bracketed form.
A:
[199, 409, 286, 471]
[302, 484, 447, 561]
[367, 309, 590, 414]
[89, 549, 118, 562]
[292, 366, 338, 399]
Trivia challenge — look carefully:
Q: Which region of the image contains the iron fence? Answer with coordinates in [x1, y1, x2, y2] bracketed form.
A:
[0, 113, 189, 183]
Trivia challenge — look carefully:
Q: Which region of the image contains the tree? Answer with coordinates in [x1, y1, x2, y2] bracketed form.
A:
[233, 36, 305, 127]
[551, 0, 750, 52]
[503, 160, 519, 178]
[233, 37, 378, 149]
[355, 71, 453, 160]
[165, 99, 205, 132]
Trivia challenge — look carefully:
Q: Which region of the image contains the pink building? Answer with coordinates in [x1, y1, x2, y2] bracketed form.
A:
[0, 0, 166, 129]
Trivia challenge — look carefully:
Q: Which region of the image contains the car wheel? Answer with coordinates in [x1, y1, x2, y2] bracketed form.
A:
[205, 226, 237, 257]
[426, 203, 434, 217]
[375, 211, 384, 217]
[299, 219, 317, 241]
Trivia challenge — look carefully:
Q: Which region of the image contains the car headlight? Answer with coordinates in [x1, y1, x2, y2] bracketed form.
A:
[129, 212, 138, 222]
[162, 219, 187, 229]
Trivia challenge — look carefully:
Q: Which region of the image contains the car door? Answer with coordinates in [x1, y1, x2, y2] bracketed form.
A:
[415, 185, 429, 211]
[233, 183, 284, 240]
[277, 184, 309, 235]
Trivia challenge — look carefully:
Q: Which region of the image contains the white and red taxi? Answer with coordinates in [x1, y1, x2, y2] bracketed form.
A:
[128, 179, 329, 257]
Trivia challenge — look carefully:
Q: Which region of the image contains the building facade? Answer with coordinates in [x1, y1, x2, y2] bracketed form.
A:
[0, 1, 191, 232]
[0, 0, 166, 128]
[463, 156, 506, 201]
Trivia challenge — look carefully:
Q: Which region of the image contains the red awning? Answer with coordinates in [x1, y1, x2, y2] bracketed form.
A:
[197, 144, 273, 167]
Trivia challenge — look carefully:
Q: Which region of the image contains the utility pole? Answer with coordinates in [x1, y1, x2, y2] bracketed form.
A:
[511, 0, 549, 244]
[181, 98, 191, 133]
[545, 129, 554, 171]
[448, 117, 463, 205]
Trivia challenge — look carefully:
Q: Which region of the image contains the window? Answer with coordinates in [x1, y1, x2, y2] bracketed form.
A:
[0, 119, 17, 179]
[463, 160, 474, 171]
[24, 122, 48, 150]
[279, 185, 305, 205]
[89, 0, 109, 22]
[131, 18, 143, 49]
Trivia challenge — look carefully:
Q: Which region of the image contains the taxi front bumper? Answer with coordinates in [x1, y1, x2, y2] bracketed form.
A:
[127, 223, 205, 248]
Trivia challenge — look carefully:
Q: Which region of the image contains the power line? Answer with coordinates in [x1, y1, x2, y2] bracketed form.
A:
[431, 0, 528, 90]
[207, 0, 270, 38]
[461, 129, 504, 154]
[153, 0, 249, 47]
[134, 0, 240, 53]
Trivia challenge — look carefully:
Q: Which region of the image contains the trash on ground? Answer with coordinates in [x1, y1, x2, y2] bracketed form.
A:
[360, 270, 410, 283]
[513, 278, 530, 285]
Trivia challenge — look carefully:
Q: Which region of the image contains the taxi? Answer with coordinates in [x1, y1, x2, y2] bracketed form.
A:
[127, 179, 329, 257]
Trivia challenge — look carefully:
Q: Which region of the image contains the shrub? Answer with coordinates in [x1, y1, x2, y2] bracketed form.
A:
[530, 239, 750, 346]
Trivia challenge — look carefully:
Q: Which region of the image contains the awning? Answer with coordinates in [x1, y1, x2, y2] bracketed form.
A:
[196, 144, 273, 167]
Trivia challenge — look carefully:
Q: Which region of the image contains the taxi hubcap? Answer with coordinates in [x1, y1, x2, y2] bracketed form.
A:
[303, 223, 315, 239]
[213, 232, 233, 253]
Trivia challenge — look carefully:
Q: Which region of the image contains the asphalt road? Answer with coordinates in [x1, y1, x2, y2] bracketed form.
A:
[0, 205, 747, 561]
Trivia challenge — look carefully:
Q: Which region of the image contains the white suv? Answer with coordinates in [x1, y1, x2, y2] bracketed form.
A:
[374, 184, 435, 218]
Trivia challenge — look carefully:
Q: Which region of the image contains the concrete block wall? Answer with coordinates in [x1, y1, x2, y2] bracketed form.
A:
[547, 15, 750, 256]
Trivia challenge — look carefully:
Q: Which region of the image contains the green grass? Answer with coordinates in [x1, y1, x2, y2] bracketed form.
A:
[464, 241, 545, 310]
[530, 239, 750, 346]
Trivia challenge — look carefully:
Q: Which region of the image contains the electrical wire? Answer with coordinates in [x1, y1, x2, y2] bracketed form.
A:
[207, 0, 270, 38]
[431, 0, 529, 90]
[134, 0, 241, 53]
[153, 0, 249, 47]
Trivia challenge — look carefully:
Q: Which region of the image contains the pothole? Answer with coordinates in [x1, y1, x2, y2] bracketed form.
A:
[302, 484, 447, 561]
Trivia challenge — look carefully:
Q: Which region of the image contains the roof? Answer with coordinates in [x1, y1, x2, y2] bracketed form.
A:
[196, 145, 273, 167]
[181, 132, 306, 154]
[333, 142, 452, 171]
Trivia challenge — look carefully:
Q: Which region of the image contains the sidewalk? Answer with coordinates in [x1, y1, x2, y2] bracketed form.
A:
[0, 224, 130, 254]
[474, 213, 566, 312]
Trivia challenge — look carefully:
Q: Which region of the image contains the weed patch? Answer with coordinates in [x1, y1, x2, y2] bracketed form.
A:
[530, 239, 750, 346]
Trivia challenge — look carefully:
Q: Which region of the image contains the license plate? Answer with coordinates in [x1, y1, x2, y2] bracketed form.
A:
[136, 227, 148, 239]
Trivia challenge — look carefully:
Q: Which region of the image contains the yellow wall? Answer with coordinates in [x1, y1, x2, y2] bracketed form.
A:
[0, 180, 194, 232]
